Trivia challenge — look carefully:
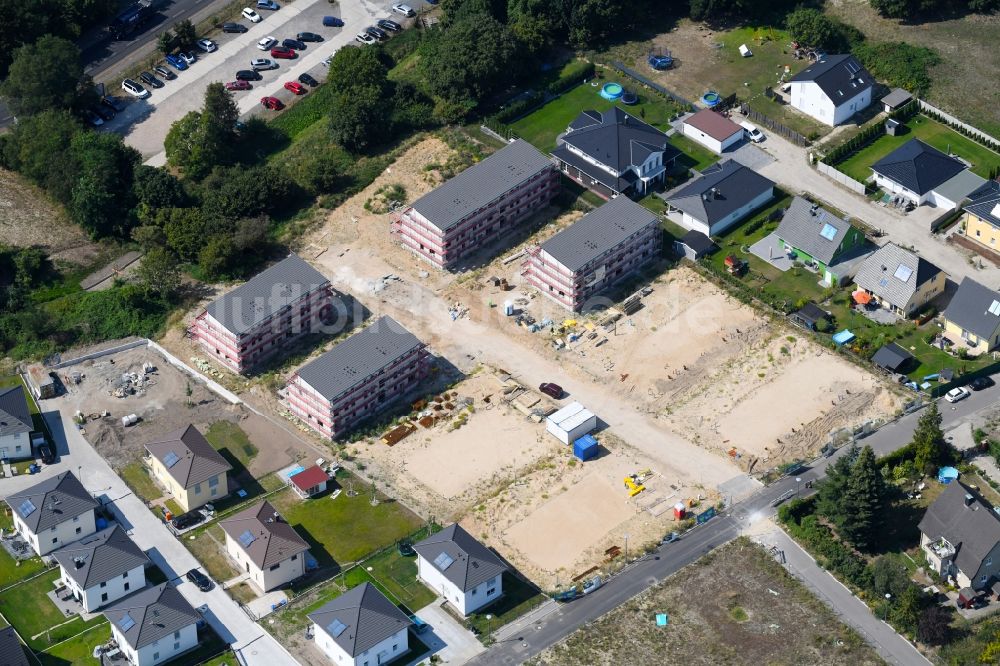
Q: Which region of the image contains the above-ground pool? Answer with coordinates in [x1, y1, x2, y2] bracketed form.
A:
[701, 91, 721, 107]
[648, 54, 673, 70]
[600, 82, 624, 101]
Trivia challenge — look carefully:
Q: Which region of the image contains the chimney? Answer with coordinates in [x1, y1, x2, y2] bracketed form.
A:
[965, 493, 975, 507]
[74, 557, 85, 569]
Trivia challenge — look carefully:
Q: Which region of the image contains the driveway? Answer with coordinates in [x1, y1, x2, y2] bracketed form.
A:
[412, 600, 486, 664]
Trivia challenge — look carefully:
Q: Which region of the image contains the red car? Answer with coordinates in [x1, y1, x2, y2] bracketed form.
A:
[283, 81, 306, 95]
[225, 80, 252, 91]
[270, 46, 295, 59]
[260, 96, 284, 110]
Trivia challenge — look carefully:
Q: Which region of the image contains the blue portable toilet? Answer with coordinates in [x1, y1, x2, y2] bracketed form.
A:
[573, 434, 599, 462]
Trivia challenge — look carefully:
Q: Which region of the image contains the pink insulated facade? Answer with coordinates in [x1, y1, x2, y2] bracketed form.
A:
[391, 139, 558, 269]
[286, 316, 430, 439]
[189, 254, 334, 374]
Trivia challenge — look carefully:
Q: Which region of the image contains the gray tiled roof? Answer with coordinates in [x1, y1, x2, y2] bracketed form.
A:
[103, 583, 199, 650]
[145, 424, 232, 490]
[0, 385, 33, 438]
[665, 160, 775, 227]
[776, 196, 854, 265]
[413, 524, 508, 592]
[789, 54, 872, 103]
[552, 144, 637, 194]
[52, 524, 149, 590]
[919, 481, 1000, 580]
[204, 253, 330, 336]
[943, 277, 1000, 342]
[5, 471, 98, 533]
[295, 316, 425, 401]
[854, 242, 943, 309]
[870, 139, 967, 195]
[0, 625, 30, 666]
[538, 196, 658, 273]
[308, 582, 412, 657]
[560, 107, 680, 175]
[409, 139, 553, 233]
[219, 500, 309, 569]
[965, 181, 1000, 228]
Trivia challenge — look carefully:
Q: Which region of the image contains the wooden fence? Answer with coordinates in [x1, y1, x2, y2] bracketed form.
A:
[609, 61, 694, 110]
[740, 104, 809, 147]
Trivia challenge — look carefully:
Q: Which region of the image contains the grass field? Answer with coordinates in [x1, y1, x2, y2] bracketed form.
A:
[119, 461, 163, 502]
[0, 508, 48, 587]
[836, 114, 1000, 182]
[183, 523, 238, 583]
[204, 421, 258, 468]
[0, 569, 106, 650]
[668, 133, 720, 173]
[343, 545, 436, 613]
[466, 573, 545, 642]
[36, 621, 228, 666]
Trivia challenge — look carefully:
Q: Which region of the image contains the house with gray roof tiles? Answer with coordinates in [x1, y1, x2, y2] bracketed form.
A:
[942, 277, 1000, 351]
[145, 424, 232, 513]
[870, 139, 985, 209]
[5, 471, 99, 555]
[775, 196, 868, 286]
[53, 524, 150, 612]
[219, 500, 310, 592]
[309, 582, 412, 666]
[0, 625, 30, 666]
[853, 242, 945, 317]
[665, 160, 775, 237]
[103, 583, 200, 666]
[413, 523, 509, 615]
[960, 181, 1000, 253]
[0, 384, 34, 461]
[787, 54, 872, 126]
[919, 481, 1000, 591]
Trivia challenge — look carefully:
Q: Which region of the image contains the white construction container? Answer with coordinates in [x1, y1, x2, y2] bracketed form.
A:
[545, 401, 597, 445]
[121, 414, 138, 427]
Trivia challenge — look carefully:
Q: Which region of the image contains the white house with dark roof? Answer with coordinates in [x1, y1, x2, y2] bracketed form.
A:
[189, 253, 335, 374]
[853, 242, 945, 317]
[103, 583, 200, 666]
[942, 278, 1000, 352]
[144, 424, 232, 513]
[787, 54, 872, 126]
[871, 139, 986, 209]
[552, 107, 681, 199]
[919, 481, 1000, 592]
[681, 109, 744, 154]
[5, 471, 98, 556]
[53, 524, 150, 612]
[0, 384, 35, 461]
[665, 160, 775, 237]
[413, 524, 508, 615]
[219, 500, 309, 592]
[309, 582, 412, 666]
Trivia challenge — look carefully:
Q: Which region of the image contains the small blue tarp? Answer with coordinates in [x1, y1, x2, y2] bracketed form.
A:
[656, 613, 669, 626]
[832, 329, 855, 345]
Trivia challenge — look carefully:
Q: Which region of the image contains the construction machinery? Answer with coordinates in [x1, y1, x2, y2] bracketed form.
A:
[624, 475, 645, 497]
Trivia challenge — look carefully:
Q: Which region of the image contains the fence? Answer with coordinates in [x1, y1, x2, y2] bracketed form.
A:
[918, 99, 1000, 152]
[815, 161, 868, 195]
[480, 124, 513, 144]
[740, 104, 809, 147]
[609, 61, 694, 110]
[48, 338, 146, 368]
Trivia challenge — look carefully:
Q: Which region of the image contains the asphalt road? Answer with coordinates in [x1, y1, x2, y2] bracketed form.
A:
[470, 382, 1000, 666]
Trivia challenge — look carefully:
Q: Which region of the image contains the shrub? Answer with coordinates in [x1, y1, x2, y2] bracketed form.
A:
[853, 42, 941, 96]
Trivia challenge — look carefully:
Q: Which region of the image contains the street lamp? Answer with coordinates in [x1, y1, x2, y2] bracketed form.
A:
[623, 534, 629, 563]
[485, 614, 493, 643]
[883, 593, 892, 620]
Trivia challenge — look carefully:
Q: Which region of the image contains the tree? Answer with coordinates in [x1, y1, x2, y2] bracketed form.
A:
[157, 207, 210, 261]
[869, 555, 911, 599]
[785, 8, 846, 51]
[0, 109, 82, 203]
[200, 165, 296, 222]
[911, 402, 951, 474]
[131, 224, 167, 249]
[132, 165, 187, 222]
[325, 47, 393, 150]
[157, 30, 175, 56]
[68, 131, 141, 238]
[164, 111, 204, 174]
[853, 41, 941, 96]
[172, 19, 197, 51]
[199, 83, 239, 164]
[136, 246, 181, 299]
[838, 446, 887, 551]
[815, 445, 858, 526]
[889, 585, 924, 634]
[1, 35, 93, 116]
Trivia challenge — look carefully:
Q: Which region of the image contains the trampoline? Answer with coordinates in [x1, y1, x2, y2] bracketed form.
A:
[600, 82, 624, 101]
[648, 54, 673, 70]
[701, 91, 721, 107]
[621, 90, 638, 105]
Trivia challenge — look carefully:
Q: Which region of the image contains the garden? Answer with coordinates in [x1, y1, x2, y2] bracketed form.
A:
[0, 568, 106, 651]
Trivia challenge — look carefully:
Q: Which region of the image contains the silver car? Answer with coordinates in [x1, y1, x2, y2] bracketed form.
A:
[250, 58, 278, 71]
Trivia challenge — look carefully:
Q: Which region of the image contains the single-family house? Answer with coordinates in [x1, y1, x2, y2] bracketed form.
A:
[787, 54, 873, 126]
[53, 524, 150, 612]
[521, 196, 661, 312]
[673, 229, 718, 261]
[775, 196, 867, 286]
[552, 107, 681, 199]
[919, 481, 1000, 591]
[5, 471, 98, 556]
[681, 109, 744, 154]
[960, 181, 1000, 252]
[103, 583, 200, 666]
[220, 500, 309, 592]
[0, 385, 34, 461]
[289, 464, 330, 499]
[145, 425, 232, 513]
[942, 277, 1000, 351]
[413, 523, 509, 615]
[871, 139, 986, 209]
[665, 160, 775, 237]
[308, 582, 412, 666]
[853, 242, 945, 317]
[0, 625, 30, 666]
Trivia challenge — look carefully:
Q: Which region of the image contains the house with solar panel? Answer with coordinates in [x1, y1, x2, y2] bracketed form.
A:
[5, 471, 98, 556]
[787, 54, 872, 126]
[144, 425, 232, 513]
[853, 242, 945, 318]
[774, 196, 868, 286]
[286, 316, 430, 440]
[0, 384, 35, 461]
[53, 524, 150, 612]
[308, 582, 413, 666]
[219, 500, 310, 592]
[103, 583, 200, 666]
[413, 524, 509, 615]
[390, 139, 559, 269]
[941, 278, 1000, 352]
[188, 253, 336, 374]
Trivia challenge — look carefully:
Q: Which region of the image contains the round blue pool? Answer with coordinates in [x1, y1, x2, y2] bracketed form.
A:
[600, 82, 624, 101]
[701, 91, 721, 107]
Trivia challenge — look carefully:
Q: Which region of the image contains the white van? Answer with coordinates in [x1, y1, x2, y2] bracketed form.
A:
[740, 121, 764, 143]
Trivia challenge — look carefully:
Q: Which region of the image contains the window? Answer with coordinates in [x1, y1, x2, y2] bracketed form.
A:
[73, 516, 79, 522]
[75, 527, 82, 534]
[52, 537, 58, 544]
[174, 631, 181, 640]
[291, 554, 298, 561]
[988, 558, 994, 568]
[122, 572, 128, 579]
[194, 483, 202, 494]
[154, 653, 159, 661]
[101, 593, 108, 602]
[270, 563, 280, 571]
[174, 641, 181, 651]
[209, 476, 219, 487]
[487, 587, 496, 596]
[124, 582, 130, 592]
[393, 644, 398, 652]
[100, 581, 107, 588]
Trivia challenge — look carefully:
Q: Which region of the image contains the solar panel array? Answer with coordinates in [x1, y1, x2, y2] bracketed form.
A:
[238, 530, 256, 548]
[163, 451, 180, 468]
[18, 499, 36, 518]
[119, 612, 136, 632]
[433, 551, 455, 571]
[989, 300, 1000, 316]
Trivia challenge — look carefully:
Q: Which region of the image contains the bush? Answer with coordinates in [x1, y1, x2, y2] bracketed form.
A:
[545, 60, 595, 97]
[853, 42, 941, 96]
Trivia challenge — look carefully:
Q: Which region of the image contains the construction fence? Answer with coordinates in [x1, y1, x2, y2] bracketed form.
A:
[815, 162, 868, 195]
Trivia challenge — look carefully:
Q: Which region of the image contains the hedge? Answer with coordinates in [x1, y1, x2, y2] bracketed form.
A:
[821, 100, 918, 165]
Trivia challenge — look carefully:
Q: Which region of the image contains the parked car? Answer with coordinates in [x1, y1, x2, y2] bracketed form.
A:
[235, 69, 262, 81]
[250, 57, 278, 70]
[242, 7, 262, 22]
[37, 445, 55, 465]
[296, 31, 323, 42]
[377, 18, 401, 31]
[225, 80, 252, 91]
[81, 109, 103, 127]
[282, 38, 306, 50]
[92, 104, 115, 121]
[365, 26, 387, 40]
[165, 54, 188, 70]
[945, 386, 972, 403]
[179, 51, 196, 65]
[260, 96, 284, 110]
[153, 65, 176, 80]
[284, 80, 306, 94]
[102, 95, 127, 112]
[270, 45, 295, 59]
[185, 569, 213, 592]
[256, 0, 279, 9]
[392, 3, 415, 16]
[740, 120, 764, 143]
[222, 22, 248, 33]
[170, 510, 204, 530]
[257, 35, 277, 50]
[355, 32, 376, 44]
[970, 376, 995, 391]
[196, 38, 217, 53]
[298, 72, 319, 86]
[139, 71, 164, 89]
[539, 382, 564, 399]
[322, 16, 344, 27]
[121, 78, 149, 98]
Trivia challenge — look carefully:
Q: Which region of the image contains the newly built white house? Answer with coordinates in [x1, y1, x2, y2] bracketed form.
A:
[413, 524, 508, 616]
[53, 525, 149, 613]
[219, 500, 310, 592]
[309, 582, 412, 666]
[103, 584, 200, 666]
[5, 471, 99, 556]
[665, 161, 775, 237]
[787, 54, 873, 126]
[0, 385, 35, 462]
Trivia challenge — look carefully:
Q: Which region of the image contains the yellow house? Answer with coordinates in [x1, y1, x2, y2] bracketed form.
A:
[145, 424, 232, 513]
[942, 277, 1000, 351]
[962, 184, 1000, 252]
[853, 242, 945, 318]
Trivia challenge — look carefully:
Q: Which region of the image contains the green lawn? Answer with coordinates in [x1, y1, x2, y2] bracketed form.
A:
[119, 462, 163, 502]
[466, 573, 545, 643]
[345, 537, 437, 613]
[182, 523, 238, 583]
[204, 420, 258, 468]
[668, 133, 720, 173]
[0, 548, 48, 591]
[511, 82, 683, 153]
[37, 622, 228, 666]
[0, 569, 106, 650]
[836, 114, 1000, 182]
